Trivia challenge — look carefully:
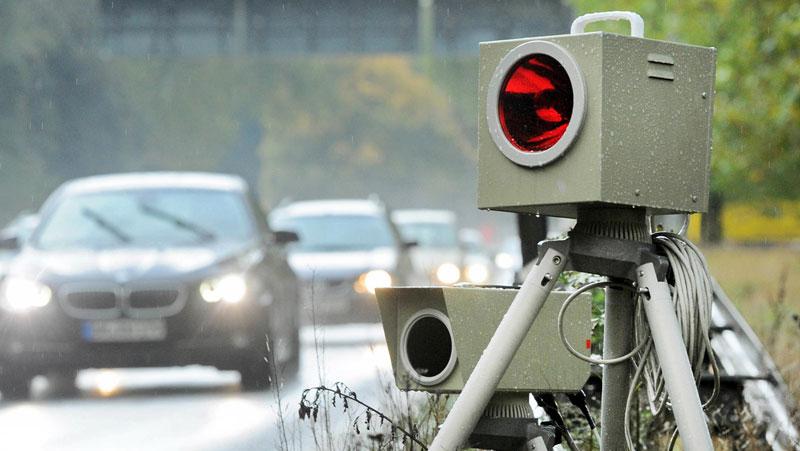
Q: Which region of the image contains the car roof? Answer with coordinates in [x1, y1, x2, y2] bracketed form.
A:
[56, 172, 247, 196]
[391, 209, 456, 224]
[272, 199, 386, 218]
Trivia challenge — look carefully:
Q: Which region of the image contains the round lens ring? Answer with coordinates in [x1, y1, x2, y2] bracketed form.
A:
[498, 53, 573, 153]
[400, 309, 458, 386]
[486, 40, 586, 168]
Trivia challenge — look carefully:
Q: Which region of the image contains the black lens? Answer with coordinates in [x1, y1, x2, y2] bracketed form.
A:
[405, 316, 453, 378]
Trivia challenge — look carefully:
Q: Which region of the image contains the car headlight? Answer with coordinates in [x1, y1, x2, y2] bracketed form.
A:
[464, 263, 490, 284]
[1, 277, 52, 312]
[199, 273, 247, 304]
[494, 252, 516, 270]
[354, 270, 392, 295]
[435, 263, 461, 285]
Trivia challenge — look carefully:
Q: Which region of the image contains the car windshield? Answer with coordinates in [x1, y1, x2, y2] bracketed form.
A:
[34, 189, 254, 250]
[273, 214, 394, 252]
[397, 221, 458, 248]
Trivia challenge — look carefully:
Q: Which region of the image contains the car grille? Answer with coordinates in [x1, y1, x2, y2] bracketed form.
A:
[66, 291, 117, 311]
[129, 289, 180, 309]
[58, 284, 186, 319]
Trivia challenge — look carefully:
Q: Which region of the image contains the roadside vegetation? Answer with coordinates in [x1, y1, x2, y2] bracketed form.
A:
[280, 243, 798, 450]
[702, 245, 800, 410]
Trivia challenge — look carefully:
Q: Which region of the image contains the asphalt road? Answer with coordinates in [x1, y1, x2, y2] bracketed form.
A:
[0, 324, 393, 451]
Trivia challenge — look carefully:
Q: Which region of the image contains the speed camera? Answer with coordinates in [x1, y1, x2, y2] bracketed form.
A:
[477, 30, 716, 218]
[376, 286, 592, 393]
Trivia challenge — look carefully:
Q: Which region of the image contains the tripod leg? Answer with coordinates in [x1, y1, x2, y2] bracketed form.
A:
[429, 245, 568, 451]
[637, 263, 713, 450]
[600, 281, 635, 451]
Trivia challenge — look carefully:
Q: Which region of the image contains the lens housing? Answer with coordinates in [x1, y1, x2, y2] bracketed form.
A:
[498, 53, 573, 152]
[486, 40, 586, 167]
[400, 309, 457, 386]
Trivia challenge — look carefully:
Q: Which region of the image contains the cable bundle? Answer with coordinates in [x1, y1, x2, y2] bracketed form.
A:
[558, 232, 719, 449]
[628, 232, 720, 449]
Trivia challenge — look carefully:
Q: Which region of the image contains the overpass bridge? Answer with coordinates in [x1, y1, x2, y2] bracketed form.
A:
[99, 0, 573, 57]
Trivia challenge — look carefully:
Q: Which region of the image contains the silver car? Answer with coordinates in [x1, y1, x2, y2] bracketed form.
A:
[270, 199, 421, 323]
[392, 209, 479, 285]
[393, 210, 492, 286]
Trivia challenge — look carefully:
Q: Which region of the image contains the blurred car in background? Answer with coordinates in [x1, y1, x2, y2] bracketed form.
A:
[269, 198, 421, 323]
[0, 172, 300, 398]
[458, 227, 498, 284]
[0, 212, 39, 279]
[392, 209, 490, 285]
[493, 235, 523, 285]
[492, 217, 574, 285]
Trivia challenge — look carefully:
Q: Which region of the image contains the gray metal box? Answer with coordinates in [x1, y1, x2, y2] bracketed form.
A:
[478, 32, 716, 218]
[376, 287, 592, 393]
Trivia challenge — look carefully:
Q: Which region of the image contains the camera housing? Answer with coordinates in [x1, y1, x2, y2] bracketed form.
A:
[478, 32, 716, 218]
[376, 286, 592, 393]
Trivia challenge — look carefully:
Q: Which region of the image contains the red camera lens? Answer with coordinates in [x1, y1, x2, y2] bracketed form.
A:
[498, 53, 573, 152]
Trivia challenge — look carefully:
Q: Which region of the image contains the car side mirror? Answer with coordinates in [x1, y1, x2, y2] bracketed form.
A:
[0, 235, 20, 251]
[273, 230, 299, 244]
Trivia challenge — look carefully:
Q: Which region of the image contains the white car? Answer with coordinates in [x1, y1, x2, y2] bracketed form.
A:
[270, 199, 421, 323]
[393, 210, 491, 286]
[493, 235, 523, 285]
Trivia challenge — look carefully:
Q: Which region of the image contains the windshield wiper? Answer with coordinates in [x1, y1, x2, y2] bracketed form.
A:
[81, 208, 132, 244]
[138, 202, 216, 243]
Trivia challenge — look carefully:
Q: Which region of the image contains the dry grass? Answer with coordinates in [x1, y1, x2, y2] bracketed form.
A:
[700, 244, 800, 410]
[286, 245, 799, 450]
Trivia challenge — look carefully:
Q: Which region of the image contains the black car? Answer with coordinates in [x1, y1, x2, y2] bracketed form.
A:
[0, 172, 300, 398]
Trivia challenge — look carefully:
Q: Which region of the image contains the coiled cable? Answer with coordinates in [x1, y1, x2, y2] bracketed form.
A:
[557, 232, 720, 450]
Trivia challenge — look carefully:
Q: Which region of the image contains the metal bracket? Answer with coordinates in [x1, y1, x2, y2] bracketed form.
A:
[538, 232, 669, 281]
[468, 418, 557, 451]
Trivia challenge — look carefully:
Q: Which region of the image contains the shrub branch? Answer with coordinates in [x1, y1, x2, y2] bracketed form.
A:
[298, 382, 428, 449]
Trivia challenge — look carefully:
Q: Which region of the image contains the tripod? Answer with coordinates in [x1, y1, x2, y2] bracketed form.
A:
[429, 208, 714, 450]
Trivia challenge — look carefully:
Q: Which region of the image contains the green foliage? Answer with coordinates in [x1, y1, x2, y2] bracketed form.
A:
[258, 56, 472, 209]
[427, 57, 481, 148]
[569, 0, 800, 201]
[107, 58, 264, 172]
[106, 56, 474, 212]
[0, 0, 132, 221]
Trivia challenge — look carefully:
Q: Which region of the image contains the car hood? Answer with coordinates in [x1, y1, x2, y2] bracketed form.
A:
[7, 242, 260, 286]
[288, 247, 397, 280]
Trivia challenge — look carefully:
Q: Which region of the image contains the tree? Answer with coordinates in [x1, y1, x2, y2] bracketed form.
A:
[104, 55, 475, 218]
[258, 56, 473, 212]
[0, 0, 131, 222]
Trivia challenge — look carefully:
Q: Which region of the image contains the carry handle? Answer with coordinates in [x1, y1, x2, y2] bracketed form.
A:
[570, 11, 644, 38]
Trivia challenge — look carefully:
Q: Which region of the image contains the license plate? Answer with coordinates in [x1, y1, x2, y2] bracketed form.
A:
[82, 319, 167, 342]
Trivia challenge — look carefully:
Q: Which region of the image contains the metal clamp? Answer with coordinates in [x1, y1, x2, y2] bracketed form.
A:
[570, 11, 645, 38]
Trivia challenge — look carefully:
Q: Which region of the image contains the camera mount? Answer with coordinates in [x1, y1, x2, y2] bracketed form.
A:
[378, 10, 719, 450]
[430, 206, 714, 450]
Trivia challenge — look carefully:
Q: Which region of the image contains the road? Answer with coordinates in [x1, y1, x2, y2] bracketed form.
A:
[0, 324, 394, 451]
